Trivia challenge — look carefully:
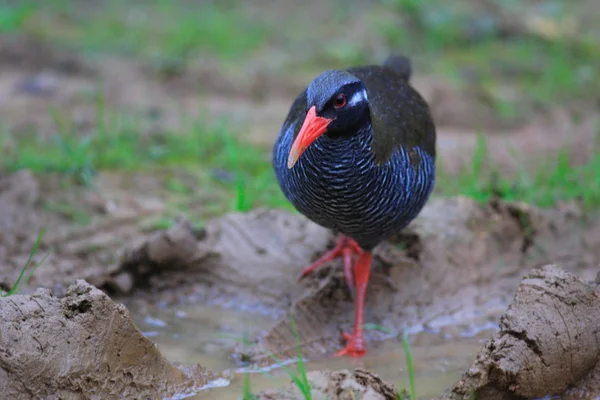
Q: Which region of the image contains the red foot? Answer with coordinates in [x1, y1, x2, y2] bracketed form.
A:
[298, 235, 361, 291]
[333, 331, 366, 357]
[298, 237, 373, 358]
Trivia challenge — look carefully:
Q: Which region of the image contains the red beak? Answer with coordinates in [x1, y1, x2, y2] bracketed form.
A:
[287, 106, 333, 169]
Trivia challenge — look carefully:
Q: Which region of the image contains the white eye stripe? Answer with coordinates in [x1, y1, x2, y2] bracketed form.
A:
[347, 88, 368, 107]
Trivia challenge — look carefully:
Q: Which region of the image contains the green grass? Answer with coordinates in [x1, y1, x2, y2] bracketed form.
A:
[435, 130, 600, 209]
[378, 0, 600, 119]
[17, 0, 269, 68]
[364, 324, 417, 399]
[0, 2, 35, 33]
[1, 90, 290, 217]
[3, 97, 599, 225]
[286, 317, 312, 400]
[243, 370, 257, 400]
[402, 330, 417, 400]
[1, 229, 50, 297]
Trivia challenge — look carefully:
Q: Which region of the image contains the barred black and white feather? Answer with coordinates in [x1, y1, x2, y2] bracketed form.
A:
[272, 55, 436, 251]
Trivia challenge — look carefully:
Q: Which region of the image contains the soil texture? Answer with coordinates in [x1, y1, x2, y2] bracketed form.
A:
[442, 264, 600, 399]
[254, 264, 600, 399]
[112, 195, 600, 365]
[257, 369, 399, 400]
[0, 280, 214, 400]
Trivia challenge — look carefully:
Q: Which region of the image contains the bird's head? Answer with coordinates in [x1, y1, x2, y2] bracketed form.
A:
[287, 70, 370, 169]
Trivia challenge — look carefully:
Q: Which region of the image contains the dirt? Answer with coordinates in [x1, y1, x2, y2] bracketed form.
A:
[1, 163, 600, 398]
[0, 169, 163, 297]
[444, 264, 600, 399]
[73, 193, 599, 370]
[4, 165, 597, 363]
[257, 369, 399, 400]
[0, 280, 215, 400]
[224, 198, 599, 363]
[254, 264, 600, 400]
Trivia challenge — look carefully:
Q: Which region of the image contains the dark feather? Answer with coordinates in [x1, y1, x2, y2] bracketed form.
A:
[383, 54, 412, 81]
[284, 89, 307, 142]
[348, 57, 436, 166]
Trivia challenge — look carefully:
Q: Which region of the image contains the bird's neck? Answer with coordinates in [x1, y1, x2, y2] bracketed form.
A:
[310, 124, 374, 162]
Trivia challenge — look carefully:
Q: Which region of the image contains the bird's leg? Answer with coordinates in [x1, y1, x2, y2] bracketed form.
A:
[341, 244, 355, 295]
[298, 235, 361, 292]
[334, 251, 372, 357]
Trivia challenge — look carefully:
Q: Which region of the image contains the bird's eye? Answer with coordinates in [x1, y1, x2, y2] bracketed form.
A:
[333, 94, 347, 109]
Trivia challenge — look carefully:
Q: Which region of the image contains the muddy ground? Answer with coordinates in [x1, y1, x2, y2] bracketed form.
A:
[2, 163, 600, 398]
[0, 280, 217, 399]
[0, 26, 600, 400]
[256, 266, 600, 400]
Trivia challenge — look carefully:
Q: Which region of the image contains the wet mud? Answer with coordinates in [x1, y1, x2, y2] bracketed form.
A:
[255, 265, 600, 399]
[444, 265, 600, 399]
[117, 208, 331, 308]
[257, 369, 399, 400]
[228, 198, 599, 363]
[1, 165, 600, 398]
[0, 170, 151, 296]
[0, 280, 213, 400]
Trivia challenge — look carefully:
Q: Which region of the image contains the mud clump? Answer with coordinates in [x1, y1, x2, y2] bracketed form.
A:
[257, 369, 399, 400]
[446, 264, 600, 400]
[118, 208, 332, 308]
[0, 280, 212, 399]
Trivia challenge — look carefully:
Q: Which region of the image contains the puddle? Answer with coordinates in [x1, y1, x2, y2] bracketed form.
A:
[126, 299, 277, 373]
[127, 300, 496, 399]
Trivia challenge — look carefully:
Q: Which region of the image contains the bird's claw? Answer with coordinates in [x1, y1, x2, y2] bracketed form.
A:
[298, 236, 361, 297]
[333, 331, 366, 357]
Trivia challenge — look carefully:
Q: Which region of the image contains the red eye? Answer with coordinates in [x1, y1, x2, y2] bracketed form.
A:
[333, 94, 347, 109]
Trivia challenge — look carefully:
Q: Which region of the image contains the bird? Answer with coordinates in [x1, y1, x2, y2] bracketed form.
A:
[272, 54, 436, 357]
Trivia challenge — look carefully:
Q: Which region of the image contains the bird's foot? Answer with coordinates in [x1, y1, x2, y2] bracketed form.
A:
[333, 331, 366, 357]
[298, 235, 361, 292]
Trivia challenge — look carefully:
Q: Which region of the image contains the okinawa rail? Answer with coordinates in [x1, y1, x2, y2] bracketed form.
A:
[272, 54, 436, 357]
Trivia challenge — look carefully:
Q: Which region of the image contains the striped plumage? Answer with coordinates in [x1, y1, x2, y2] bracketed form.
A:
[274, 119, 435, 251]
[271, 55, 436, 357]
[273, 56, 436, 250]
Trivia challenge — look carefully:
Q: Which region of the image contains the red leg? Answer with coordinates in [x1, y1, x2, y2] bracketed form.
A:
[334, 251, 372, 357]
[298, 236, 361, 287]
[341, 245, 355, 294]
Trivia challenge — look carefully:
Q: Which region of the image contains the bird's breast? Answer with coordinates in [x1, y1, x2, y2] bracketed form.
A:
[273, 126, 435, 249]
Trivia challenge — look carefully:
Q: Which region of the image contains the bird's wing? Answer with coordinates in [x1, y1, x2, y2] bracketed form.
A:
[347, 62, 436, 165]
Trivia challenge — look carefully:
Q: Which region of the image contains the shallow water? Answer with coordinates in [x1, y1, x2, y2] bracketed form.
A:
[126, 299, 497, 399]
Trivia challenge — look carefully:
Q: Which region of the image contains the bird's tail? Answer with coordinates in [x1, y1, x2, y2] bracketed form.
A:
[383, 54, 412, 82]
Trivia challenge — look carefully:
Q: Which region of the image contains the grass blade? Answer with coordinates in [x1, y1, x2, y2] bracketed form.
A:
[290, 316, 311, 400]
[402, 329, 417, 400]
[1, 229, 49, 297]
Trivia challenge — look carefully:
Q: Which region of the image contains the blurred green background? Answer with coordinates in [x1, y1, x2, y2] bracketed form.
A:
[0, 0, 598, 228]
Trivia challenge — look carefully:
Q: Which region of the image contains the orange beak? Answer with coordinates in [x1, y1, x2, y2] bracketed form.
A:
[287, 106, 333, 169]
